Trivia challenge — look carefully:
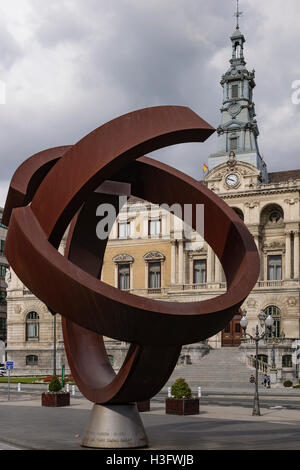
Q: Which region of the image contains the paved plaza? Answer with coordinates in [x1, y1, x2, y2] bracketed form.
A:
[1, 387, 300, 451]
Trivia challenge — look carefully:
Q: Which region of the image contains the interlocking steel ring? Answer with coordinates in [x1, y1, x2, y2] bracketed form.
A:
[3, 106, 259, 404]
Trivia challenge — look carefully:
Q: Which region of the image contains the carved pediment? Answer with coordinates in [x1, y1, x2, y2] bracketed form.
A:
[205, 161, 260, 183]
[113, 254, 134, 264]
[143, 251, 165, 262]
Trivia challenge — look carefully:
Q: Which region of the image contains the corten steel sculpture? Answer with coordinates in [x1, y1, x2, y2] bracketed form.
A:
[3, 106, 259, 448]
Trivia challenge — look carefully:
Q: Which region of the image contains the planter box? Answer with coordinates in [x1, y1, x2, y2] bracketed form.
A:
[41, 392, 70, 407]
[137, 400, 150, 412]
[165, 398, 199, 415]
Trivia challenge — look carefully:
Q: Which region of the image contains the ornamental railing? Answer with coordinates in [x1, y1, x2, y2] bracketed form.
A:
[247, 355, 269, 373]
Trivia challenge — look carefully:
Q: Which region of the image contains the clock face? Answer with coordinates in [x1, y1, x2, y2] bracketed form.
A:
[226, 173, 239, 188]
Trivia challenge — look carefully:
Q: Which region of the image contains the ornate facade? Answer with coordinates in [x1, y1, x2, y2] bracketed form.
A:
[4, 21, 300, 380]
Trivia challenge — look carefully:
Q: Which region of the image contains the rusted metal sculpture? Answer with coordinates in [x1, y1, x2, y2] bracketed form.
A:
[3, 106, 259, 447]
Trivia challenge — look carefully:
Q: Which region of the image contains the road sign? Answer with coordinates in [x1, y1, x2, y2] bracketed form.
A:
[5, 362, 13, 401]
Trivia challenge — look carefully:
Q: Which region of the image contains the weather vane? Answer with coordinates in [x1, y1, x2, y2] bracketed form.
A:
[234, 0, 243, 29]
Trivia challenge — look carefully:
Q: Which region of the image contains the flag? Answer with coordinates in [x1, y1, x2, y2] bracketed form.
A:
[203, 163, 209, 173]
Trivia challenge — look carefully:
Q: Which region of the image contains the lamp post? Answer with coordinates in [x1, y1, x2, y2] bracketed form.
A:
[53, 313, 56, 377]
[48, 307, 57, 377]
[240, 311, 274, 416]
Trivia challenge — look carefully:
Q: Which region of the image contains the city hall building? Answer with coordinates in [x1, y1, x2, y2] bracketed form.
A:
[4, 23, 300, 380]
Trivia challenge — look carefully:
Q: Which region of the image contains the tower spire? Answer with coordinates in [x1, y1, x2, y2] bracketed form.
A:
[234, 0, 243, 29]
[207, 0, 268, 184]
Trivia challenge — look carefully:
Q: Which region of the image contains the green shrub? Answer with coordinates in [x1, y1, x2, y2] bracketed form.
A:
[48, 375, 62, 392]
[171, 378, 192, 399]
[293, 384, 300, 388]
[283, 380, 293, 388]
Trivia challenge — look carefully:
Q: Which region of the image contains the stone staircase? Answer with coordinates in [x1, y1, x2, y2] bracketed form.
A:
[165, 347, 265, 392]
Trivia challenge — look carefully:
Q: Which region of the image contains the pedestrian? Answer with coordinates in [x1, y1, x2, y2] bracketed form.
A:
[263, 374, 268, 387]
[250, 375, 255, 384]
[267, 375, 271, 388]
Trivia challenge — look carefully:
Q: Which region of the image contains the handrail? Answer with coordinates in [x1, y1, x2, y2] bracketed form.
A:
[246, 355, 269, 373]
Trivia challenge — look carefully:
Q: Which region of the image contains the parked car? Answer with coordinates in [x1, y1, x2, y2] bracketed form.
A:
[0, 366, 6, 376]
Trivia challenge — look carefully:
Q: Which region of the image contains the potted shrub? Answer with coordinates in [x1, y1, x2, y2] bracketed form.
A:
[165, 378, 199, 415]
[283, 380, 293, 388]
[41, 375, 70, 407]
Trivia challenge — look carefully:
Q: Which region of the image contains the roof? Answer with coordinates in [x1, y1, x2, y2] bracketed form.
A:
[268, 169, 300, 183]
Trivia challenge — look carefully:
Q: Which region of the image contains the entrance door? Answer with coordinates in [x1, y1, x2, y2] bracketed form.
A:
[221, 313, 242, 347]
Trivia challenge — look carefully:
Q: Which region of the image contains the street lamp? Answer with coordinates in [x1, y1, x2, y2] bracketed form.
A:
[48, 306, 57, 377]
[240, 311, 274, 416]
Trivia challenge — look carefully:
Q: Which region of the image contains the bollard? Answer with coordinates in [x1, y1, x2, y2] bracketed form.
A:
[17, 383, 21, 392]
[198, 386, 201, 398]
[72, 385, 75, 396]
[168, 387, 171, 398]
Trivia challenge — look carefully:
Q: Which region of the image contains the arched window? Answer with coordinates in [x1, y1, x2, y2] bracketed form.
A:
[260, 204, 284, 227]
[264, 306, 281, 338]
[26, 355, 38, 366]
[232, 207, 244, 221]
[26, 312, 39, 342]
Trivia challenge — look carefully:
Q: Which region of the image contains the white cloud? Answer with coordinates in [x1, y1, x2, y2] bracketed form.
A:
[0, 0, 299, 208]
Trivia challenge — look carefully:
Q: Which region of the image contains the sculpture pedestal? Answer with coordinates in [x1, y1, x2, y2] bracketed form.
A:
[81, 403, 148, 449]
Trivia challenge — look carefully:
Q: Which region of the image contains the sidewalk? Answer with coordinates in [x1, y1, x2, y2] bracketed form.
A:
[2, 382, 300, 398]
[1, 395, 300, 450]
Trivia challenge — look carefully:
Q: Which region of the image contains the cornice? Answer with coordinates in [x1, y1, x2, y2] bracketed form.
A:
[220, 186, 300, 200]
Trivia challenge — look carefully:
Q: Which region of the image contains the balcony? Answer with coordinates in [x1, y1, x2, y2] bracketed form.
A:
[125, 279, 300, 298]
[256, 280, 284, 288]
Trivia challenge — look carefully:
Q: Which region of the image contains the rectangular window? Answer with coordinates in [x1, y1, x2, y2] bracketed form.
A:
[118, 222, 130, 239]
[149, 219, 161, 237]
[0, 240, 4, 256]
[26, 355, 38, 365]
[148, 262, 161, 289]
[193, 260, 206, 284]
[0, 265, 6, 278]
[118, 264, 130, 290]
[0, 290, 6, 304]
[26, 323, 39, 341]
[0, 317, 6, 338]
[268, 255, 282, 280]
[224, 323, 231, 333]
[232, 84, 239, 98]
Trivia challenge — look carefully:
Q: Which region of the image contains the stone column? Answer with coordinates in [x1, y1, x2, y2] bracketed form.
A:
[253, 234, 262, 281]
[178, 241, 184, 285]
[171, 241, 176, 285]
[294, 231, 300, 280]
[215, 255, 222, 283]
[285, 231, 292, 280]
[207, 245, 213, 284]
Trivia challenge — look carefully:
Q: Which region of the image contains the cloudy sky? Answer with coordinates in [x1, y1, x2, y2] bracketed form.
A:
[0, 0, 299, 206]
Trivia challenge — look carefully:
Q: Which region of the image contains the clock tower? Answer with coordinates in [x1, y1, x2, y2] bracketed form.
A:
[208, 2, 268, 183]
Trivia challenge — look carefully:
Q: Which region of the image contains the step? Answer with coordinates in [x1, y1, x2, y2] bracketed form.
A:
[167, 347, 266, 388]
